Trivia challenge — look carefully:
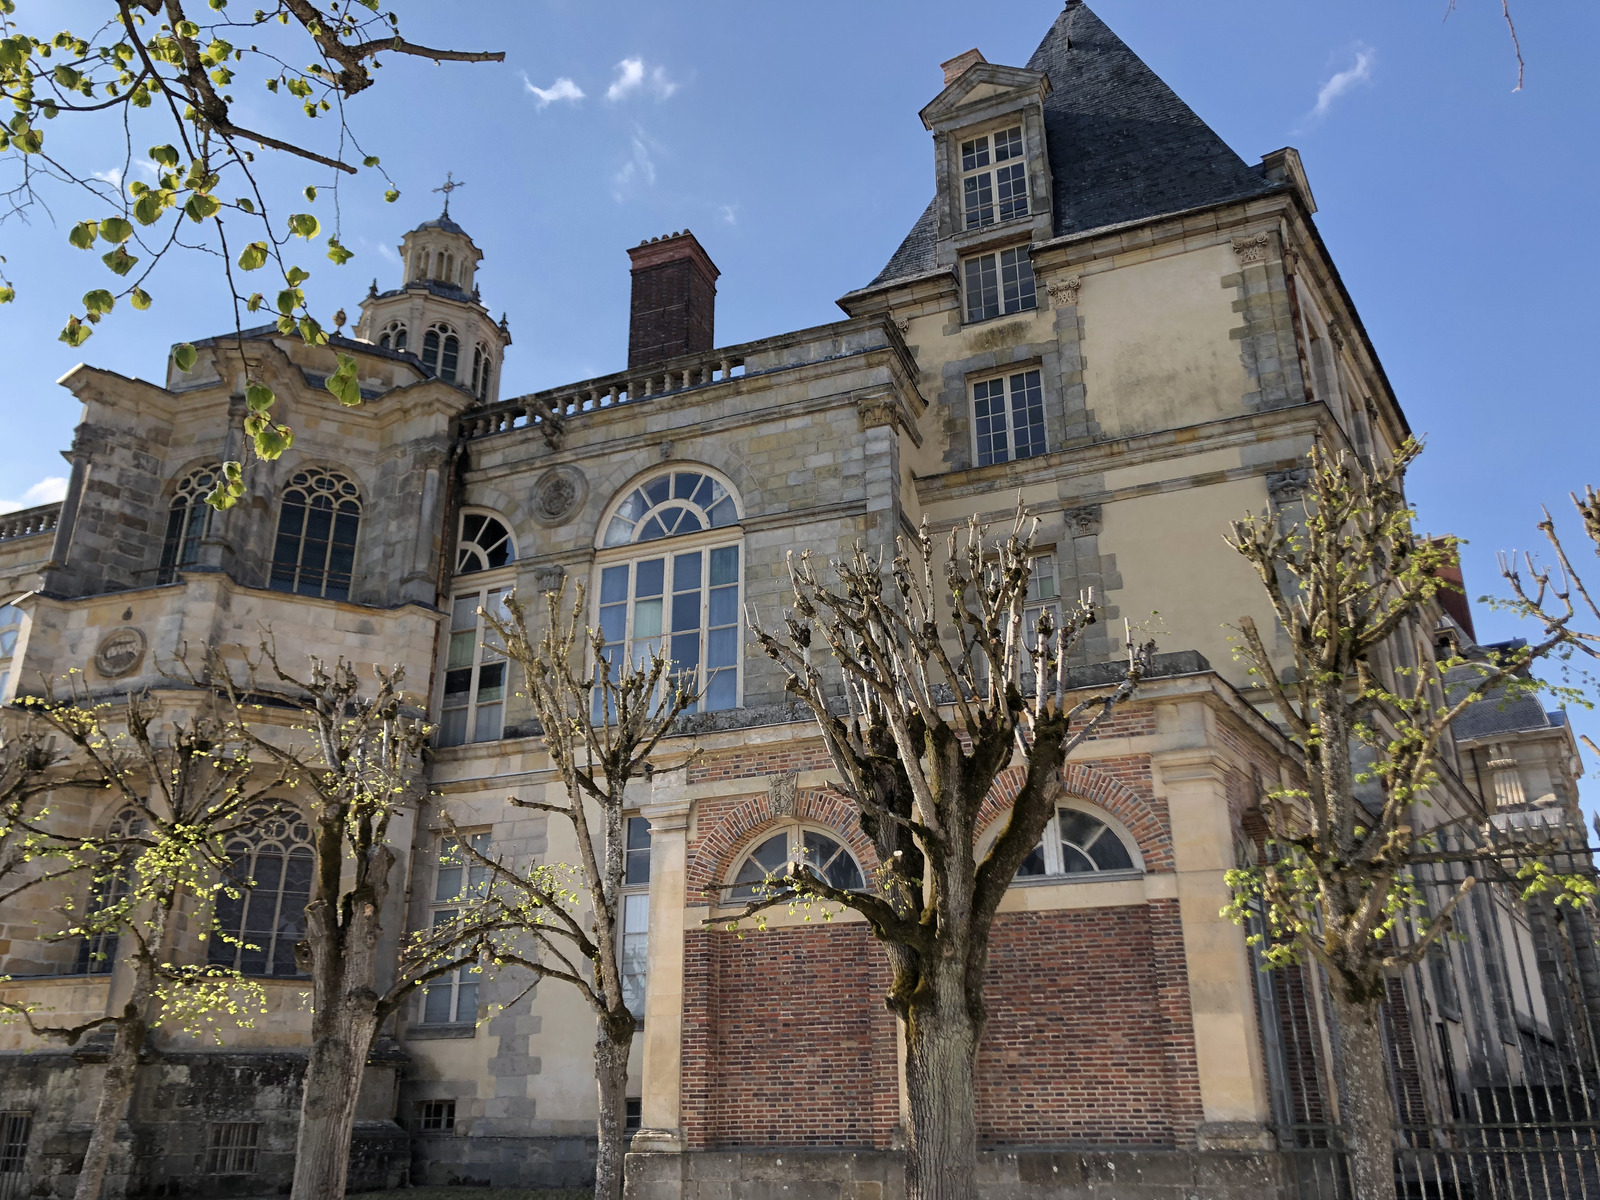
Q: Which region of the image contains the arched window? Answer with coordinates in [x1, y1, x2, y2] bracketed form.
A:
[728, 825, 864, 901]
[455, 511, 514, 574]
[1011, 804, 1140, 878]
[421, 323, 460, 383]
[157, 463, 220, 584]
[74, 807, 144, 975]
[269, 467, 362, 601]
[377, 320, 408, 351]
[0, 603, 23, 699]
[208, 805, 313, 976]
[595, 469, 742, 714]
[471, 344, 490, 399]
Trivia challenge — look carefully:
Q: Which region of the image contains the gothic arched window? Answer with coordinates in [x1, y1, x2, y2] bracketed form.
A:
[207, 806, 313, 977]
[269, 467, 362, 601]
[157, 463, 221, 584]
[1011, 805, 1140, 879]
[74, 807, 144, 974]
[470, 344, 490, 399]
[595, 468, 742, 714]
[378, 320, 408, 352]
[728, 825, 864, 902]
[455, 511, 514, 574]
[421, 323, 460, 383]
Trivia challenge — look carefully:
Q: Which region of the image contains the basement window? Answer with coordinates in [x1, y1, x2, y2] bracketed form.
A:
[416, 1099, 457, 1133]
[205, 1123, 260, 1175]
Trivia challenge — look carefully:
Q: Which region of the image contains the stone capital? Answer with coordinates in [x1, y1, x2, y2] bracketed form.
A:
[1231, 231, 1271, 266]
[1046, 275, 1082, 307]
[1152, 747, 1230, 789]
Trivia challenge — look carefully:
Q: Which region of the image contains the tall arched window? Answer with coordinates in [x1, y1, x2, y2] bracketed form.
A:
[74, 807, 144, 974]
[421, 323, 460, 383]
[0, 603, 23, 699]
[378, 320, 408, 351]
[1009, 804, 1141, 879]
[208, 805, 313, 976]
[470, 344, 490, 399]
[269, 467, 362, 601]
[455, 511, 514, 574]
[728, 824, 864, 902]
[157, 463, 220, 584]
[595, 469, 742, 713]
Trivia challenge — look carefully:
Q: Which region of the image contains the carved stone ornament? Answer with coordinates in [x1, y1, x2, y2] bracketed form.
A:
[1046, 276, 1082, 307]
[1063, 504, 1103, 538]
[1231, 232, 1271, 266]
[856, 394, 903, 433]
[530, 565, 567, 595]
[1266, 467, 1309, 506]
[532, 467, 585, 527]
[94, 626, 147, 678]
[767, 770, 799, 818]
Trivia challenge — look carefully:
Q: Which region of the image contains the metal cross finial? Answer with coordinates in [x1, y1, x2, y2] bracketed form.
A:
[433, 171, 465, 216]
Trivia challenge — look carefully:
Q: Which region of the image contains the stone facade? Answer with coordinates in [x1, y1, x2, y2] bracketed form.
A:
[0, 5, 1581, 1200]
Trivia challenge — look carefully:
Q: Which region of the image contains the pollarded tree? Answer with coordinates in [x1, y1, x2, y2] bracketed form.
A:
[228, 647, 507, 1200]
[1221, 442, 1586, 1200]
[735, 510, 1153, 1200]
[460, 584, 698, 1200]
[0, 1, 501, 496]
[0, 687, 296, 1200]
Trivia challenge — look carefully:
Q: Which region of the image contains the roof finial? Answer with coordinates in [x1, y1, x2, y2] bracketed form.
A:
[433, 171, 465, 217]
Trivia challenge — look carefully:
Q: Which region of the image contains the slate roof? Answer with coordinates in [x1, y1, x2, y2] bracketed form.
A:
[411, 211, 467, 236]
[1445, 642, 1566, 742]
[856, 0, 1283, 294]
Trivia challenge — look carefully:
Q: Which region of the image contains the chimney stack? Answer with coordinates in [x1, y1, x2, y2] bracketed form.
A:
[627, 230, 719, 369]
[940, 48, 986, 86]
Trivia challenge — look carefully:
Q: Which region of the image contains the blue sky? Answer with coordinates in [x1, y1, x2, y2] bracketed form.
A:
[2, 1, 1596, 816]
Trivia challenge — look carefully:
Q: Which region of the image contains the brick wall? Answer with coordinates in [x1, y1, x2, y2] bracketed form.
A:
[689, 740, 832, 785]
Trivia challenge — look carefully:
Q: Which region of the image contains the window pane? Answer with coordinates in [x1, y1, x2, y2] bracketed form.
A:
[1059, 809, 1103, 849]
[997, 162, 1029, 221]
[476, 662, 505, 704]
[600, 565, 630, 604]
[1088, 833, 1134, 872]
[451, 594, 480, 632]
[705, 670, 737, 712]
[625, 817, 651, 885]
[1009, 370, 1046, 460]
[1061, 844, 1096, 874]
[438, 707, 468, 746]
[447, 631, 476, 670]
[423, 984, 453, 1024]
[964, 255, 999, 323]
[472, 703, 502, 742]
[599, 603, 627, 645]
[709, 545, 738, 585]
[707, 626, 738, 669]
[1016, 842, 1047, 877]
[994, 126, 1023, 161]
[964, 173, 994, 230]
[999, 248, 1037, 314]
[973, 378, 1009, 467]
[636, 558, 665, 597]
[960, 136, 989, 171]
[455, 980, 477, 1022]
[731, 833, 791, 899]
[673, 551, 702, 592]
[634, 597, 663, 639]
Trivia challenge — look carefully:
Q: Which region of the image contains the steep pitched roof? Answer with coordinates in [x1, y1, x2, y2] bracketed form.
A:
[858, 1, 1282, 293]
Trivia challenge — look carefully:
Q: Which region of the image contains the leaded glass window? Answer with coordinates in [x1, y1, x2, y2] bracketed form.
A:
[269, 467, 361, 600]
[207, 805, 313, 977]
[973, 369, 1046, 467]
[157, 464, 220, 584]
[421, 323, 461, 383]
[961, 125, 1028, 229]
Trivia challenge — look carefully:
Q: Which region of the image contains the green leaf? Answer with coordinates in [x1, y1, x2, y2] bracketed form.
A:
[133, 191, 165, 226]
[149, 143, 180, 167]
[284, 265, 309, 285]
[99, 217, 133, 244]
[175, 20, 200, 38]
[59, 316, 92, 347]
[325, 238, 352, 266]
[245, 292, 264, 312]
[361, 155, 379, 167]
[0, 286, 14, 304]
[130, 287, 152, 310]
[101, 246, 138, 276]
[83, 289, 115, 315]
[236, 197, 255, 213]
[245, 382, 274, 412]
[173, 343, 198, 372]
[303, 185, 317, 202]
[383, 188, 399, 203]
[325, 353, 362, 407]
[275, 288, 300, 315]
[297, 315, 325, 345]
[245, 416, 293, 460]
[69, 221, 98, 249]
[286, 212, 319, 239]
[237, 241, 268, 271]
[184, 193, 221, 222]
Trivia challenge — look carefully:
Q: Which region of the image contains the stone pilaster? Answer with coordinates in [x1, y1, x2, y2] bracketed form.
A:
[634, 766, 693, 1149]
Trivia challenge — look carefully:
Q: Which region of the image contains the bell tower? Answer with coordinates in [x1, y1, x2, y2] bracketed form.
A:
[354, 177, 511, 403]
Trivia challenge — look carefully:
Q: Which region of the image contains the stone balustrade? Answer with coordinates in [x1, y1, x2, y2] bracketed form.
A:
[0, 501, 61, 543]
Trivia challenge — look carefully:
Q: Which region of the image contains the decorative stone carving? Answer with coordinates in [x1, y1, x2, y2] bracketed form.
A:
[659, 441, 674, 461]
[1231, 232, 1271, 266]
[1266, 467, 1308, 505]
[767, 770, 799, 818]
[94, 626, 146, 678]
[532, 467, 585, 526]
[1046, 276, 1082, 307]
[530, 565, 567, 595]
[893, 317, 912, 339]
[1063, 504, 1103, 537]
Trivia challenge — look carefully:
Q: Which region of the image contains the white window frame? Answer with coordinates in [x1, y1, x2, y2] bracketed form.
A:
[619, 815, 651, 1021]
[437, 584, 511, 747]
[420, 830, 490, 1026]
[0, 602, 25, 703]
[971, 367, 1047, 467]
[962, 246, 1037, 324]
[960, 124, 1029, 231]
[454, 509, 516, 576]
[724, 822, 865, 904]
[980, 801, 1144, 882]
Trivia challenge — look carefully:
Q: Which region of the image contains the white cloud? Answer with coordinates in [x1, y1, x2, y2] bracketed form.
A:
[1309, 45, 1375, 120]
[0, 476, 68, 514]
[522, 72, 585, 109]
[92, 166, 123, 187]
[718, 204, 738, 226]
[612, 134, 659, 200]
[606, 57, 677, 103]
[135, 158, 161, 178]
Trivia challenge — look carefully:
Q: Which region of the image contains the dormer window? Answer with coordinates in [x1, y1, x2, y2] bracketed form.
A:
[962, 125, 1028, 230]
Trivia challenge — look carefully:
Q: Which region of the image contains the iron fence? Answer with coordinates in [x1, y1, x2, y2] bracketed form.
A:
[0, 1111, 30, 1200]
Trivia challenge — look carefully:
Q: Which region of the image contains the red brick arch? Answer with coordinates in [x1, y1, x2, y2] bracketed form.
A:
[975, 760, 1172, 871]
[687, 788, 879, 904]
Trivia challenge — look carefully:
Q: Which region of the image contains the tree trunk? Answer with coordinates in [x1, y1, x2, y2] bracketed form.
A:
[72, 1011, 146, 1200]
[1331, 988, 1397, 1200]
[902, 997, 981, 1200]
[593, 1010, 635, 1200]
[290, 1010, 378, 1200]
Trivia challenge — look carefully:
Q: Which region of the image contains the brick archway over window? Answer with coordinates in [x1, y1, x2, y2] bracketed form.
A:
[975, 761, 1172, 871]
[688, 788, 878, 904]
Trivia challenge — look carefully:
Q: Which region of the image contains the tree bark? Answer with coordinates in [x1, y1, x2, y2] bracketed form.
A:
[72, 1006, 146, 1200]
[290, 1005, 379, 1200]
[593, 1010, 635, 1200]
[1331, 988, 1397, 1200]
[902, 989, 981, 1200]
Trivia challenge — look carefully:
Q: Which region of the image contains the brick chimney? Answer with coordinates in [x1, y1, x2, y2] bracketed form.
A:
[627, 230, 719, 369]
[940, 48, 986, 86]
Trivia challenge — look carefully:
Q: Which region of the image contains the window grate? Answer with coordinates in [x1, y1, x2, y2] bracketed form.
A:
[205, 1123, 260, 1175]
[416, 1099, 456, 1132]
[0, 1113, 30, 1175]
